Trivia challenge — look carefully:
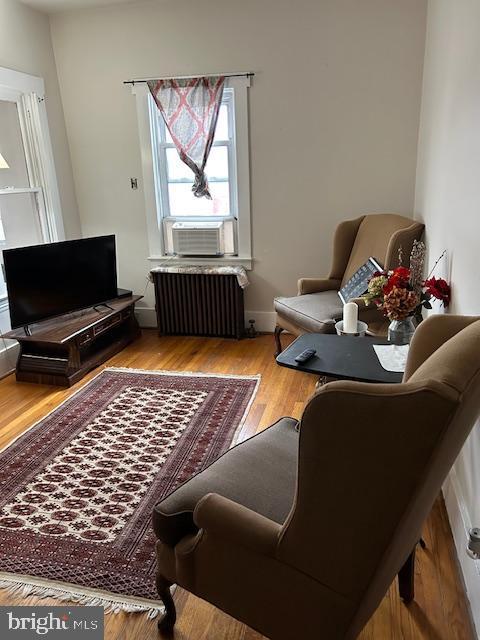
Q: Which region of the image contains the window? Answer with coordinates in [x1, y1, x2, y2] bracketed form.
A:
[156, 90, 236, 219]
[0, 102, 47, 300]
[0, 67, 64, 312]
[133, 76, 251, 267]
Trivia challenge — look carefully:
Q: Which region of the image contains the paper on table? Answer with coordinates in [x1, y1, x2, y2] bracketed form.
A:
[373, 344, 410, 373]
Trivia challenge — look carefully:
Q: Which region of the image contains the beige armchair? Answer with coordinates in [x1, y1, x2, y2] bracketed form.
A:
[274, 213, 425, 354]
[152, 314, 480, 640]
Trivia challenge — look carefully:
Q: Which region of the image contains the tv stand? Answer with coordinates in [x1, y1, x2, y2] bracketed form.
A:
[5, 296, 142, 387]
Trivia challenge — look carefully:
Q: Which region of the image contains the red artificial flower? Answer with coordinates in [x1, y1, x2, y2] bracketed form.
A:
[393, 266, 411, 280]
[424, 277, 451, 307]
[383, 266, 411, 295]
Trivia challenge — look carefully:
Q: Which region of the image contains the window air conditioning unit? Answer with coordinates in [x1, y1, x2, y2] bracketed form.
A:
[172, 221, 225, 256]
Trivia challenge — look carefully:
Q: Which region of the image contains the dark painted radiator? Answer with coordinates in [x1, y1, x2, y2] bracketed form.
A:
[152, 272, 245, 339]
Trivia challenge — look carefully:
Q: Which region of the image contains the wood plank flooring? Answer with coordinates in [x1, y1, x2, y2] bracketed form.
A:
[0, 331, 474, 639]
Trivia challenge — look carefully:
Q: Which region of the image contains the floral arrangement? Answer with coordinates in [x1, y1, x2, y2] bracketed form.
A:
[363, 242, 451, 322]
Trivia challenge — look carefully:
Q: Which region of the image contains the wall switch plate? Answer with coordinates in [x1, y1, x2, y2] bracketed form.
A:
[130, 178, 138, 190]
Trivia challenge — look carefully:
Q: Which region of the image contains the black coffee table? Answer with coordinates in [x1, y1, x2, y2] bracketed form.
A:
[276, 333, 403, 384]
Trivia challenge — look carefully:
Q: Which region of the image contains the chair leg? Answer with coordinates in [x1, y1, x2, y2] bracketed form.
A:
[274, 325, 284, 356]
[398, 547, 416, 604]
[156, 574, 176, 633]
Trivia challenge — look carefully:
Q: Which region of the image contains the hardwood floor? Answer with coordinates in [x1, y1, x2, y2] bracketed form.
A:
[0, 331, 474, 639]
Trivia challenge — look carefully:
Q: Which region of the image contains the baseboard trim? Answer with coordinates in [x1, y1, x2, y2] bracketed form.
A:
[0, 341, 19, 379]
[443, 468, 480, 637]
[135, 306, 157, 329]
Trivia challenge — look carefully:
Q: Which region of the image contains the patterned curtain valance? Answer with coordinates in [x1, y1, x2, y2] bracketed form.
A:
[147, 76, 225, 199]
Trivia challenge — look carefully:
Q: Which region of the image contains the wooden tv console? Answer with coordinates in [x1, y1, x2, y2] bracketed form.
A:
[4, 296, 142, 387]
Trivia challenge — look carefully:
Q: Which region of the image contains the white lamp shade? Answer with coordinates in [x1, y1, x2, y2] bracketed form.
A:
[0, 152, 9, 169]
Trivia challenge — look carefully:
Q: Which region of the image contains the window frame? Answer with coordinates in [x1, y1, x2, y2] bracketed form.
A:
[155, 88, 238, 222]
[0, 66, 65, 306]
[133, 75, 252, 268]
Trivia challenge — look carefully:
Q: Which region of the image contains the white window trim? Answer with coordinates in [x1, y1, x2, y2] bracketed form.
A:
[133, 76, 252, 269]
[0, 66, 65, 305]
[0, 66, 65, 244]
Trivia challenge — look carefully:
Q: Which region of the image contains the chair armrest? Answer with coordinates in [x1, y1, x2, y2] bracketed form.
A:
[194, 493, 281, 556]
[297, 278, 341, 295]
[404, 314, 480, 380]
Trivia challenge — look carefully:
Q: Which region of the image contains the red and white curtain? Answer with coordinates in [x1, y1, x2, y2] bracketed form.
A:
[147, 76, 225, 199]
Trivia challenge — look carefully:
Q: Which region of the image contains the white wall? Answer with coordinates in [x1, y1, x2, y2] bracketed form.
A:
[50, 0, 427, 326]
[415, 0, 480, 632]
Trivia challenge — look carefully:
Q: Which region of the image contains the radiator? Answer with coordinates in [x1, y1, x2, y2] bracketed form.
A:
[152, 272, 245, 339]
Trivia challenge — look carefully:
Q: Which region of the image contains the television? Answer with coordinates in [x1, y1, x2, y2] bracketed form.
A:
[3, 235, 119, 329]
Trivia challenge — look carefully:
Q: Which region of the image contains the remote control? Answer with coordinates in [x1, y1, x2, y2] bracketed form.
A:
[294, 348, 317, 364]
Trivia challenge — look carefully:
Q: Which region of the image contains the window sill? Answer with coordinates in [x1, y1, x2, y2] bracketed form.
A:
[148, 255, 253, 270]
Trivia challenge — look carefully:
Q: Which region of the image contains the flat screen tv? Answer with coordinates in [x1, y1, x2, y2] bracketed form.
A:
[3, 235, 119, 329]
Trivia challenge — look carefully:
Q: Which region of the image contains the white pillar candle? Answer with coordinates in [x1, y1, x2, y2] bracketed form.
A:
[343, 302, 358, 334]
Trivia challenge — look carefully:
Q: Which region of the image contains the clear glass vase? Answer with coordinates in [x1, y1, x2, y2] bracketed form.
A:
[388, 317, 416, 345]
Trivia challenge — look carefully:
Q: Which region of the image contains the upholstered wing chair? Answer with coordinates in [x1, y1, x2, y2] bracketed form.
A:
[152, 314, 480, 640]
[274, 213, 424, 354]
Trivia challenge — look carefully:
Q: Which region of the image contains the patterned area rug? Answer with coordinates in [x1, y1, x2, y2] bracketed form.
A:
[0, 368, 259, 615]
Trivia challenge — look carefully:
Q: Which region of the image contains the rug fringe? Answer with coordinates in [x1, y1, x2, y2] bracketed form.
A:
[0, 578, 164, 619]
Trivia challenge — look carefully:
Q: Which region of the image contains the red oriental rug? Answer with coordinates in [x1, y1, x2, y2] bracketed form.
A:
[0, 368, 259, 616]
